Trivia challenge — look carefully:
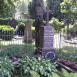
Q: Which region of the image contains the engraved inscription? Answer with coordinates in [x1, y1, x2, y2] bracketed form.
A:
[44, 37, 53, 42]
[44, 33, 54, 36]
[44, 42, 53, 49]
[43, 27, 54, 48]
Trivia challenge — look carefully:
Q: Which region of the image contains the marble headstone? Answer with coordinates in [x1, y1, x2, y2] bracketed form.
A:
[11, 18, 16, 29]
[36, 7, 58, 61]
[23, 14, 32, 43]
[11, 18, 17, 35]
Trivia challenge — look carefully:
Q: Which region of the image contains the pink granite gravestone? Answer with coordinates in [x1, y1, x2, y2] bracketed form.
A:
[36, 7, 58, 61]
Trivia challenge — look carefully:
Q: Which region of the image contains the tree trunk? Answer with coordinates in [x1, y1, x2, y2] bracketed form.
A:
[35, 0, 43, 48]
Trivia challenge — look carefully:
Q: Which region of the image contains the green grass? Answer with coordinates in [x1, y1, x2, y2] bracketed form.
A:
[62, 46, 77, 55]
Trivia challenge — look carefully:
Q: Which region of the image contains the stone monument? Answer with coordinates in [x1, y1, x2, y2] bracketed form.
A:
[11, 18, 16, 29]
[23, 14, 32, 43]
[36, 7, 58, 61]
[11, 18, 17, 35]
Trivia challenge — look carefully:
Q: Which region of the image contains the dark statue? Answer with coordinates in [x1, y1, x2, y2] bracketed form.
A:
[35, 0, 43, 48]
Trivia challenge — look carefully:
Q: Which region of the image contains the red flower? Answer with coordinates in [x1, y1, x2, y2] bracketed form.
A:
[12, 57, 16, 62]
[37, 53, 40, 57]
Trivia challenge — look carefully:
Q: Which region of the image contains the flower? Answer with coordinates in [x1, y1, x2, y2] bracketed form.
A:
[12, 57, 16, 62]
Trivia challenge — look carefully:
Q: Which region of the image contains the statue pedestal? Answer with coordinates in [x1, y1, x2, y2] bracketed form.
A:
[64, 34, 71, 40]
[36, 47, 58, 61]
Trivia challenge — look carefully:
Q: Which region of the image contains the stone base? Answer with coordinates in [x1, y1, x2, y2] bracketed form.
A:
[64, 34, 71, 40]
[71, 32, 76, 37]
[36, 47, 58, 61]
[23, 40, 32, 44]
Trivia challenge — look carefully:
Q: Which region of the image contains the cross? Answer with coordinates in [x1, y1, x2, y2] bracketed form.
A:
[61, 15, 67, 25]
[44, 7, 52, 26]
[66, 18, 70, 34]
[26, 14, 31, 21]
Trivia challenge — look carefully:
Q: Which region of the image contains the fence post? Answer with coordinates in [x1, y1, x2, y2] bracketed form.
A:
[27, 28, 28, 45]
[59, 29, 62, 51]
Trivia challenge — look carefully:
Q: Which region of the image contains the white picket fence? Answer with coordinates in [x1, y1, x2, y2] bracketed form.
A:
[0, 30, 77, 52]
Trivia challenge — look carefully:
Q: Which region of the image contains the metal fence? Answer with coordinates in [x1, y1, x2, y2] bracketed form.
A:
[0, 30, 77, 53]
[0, 30, 61, 49]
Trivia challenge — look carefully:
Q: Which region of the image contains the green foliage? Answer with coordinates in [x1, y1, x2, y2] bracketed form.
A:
[0, 18, 35, 27]
[0, 0, 11, 17]
[28, 0, 35, 19]
[61, 68, 77, 77]
[58, 50, 77, 64]
[0, 44, 35, 59]
[17, 57, 58, 77]
[0, 0, 20, 17]
[60, 0, 77, 19]
[0, 26, 14, 40]
[61, 68, 69, 77]
[49, 17, 64, 31]
[0, 57, 14, 77]
[17, 0, 28, 13]
[17, 22, 25, 35]
[46, 0, 64, 21]
[31, 26, 35, 39]
[16, 19, 27, 25]
[65, 24, 73, 33]
[0, 17, 12, 25]
[49, 68, 77, 77]
[62, 23, 77, 35]
[30, 71, 40, 77]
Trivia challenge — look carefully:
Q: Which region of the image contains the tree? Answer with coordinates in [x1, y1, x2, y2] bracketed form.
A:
[46, 0, 64, 21]
[60, 0, 77, 19]
[28, 0, 35, 19]
[35, 0, 43, 48]
[17, 0, 28, 13]
[0, 0, 11, 17]
[28, 0, 46, 19]
[0, 0, 20, 18]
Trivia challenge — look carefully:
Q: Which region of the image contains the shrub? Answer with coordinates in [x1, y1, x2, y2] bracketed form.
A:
[49, 17, 64, 31]
[31, 26, 35, 39]
[16, 19, 27, 25]
[49, 68, 77, 77]
[0, 26, 14, 40]
[30, 71, 40, 77]
[0, 44, 35, 59]
[17, 22, 25, 35]
[0, 17, 12, 25]
[0, 57, 14, 77]
[17, 57, 58, 77]
[58, 50, 77, 64]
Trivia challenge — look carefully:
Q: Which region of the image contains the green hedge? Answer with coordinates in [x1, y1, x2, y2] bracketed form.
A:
[0, 17, 12, 25]
[0, 18, 36, 27]
[17, 22, 25, 35]
[0, 26, 14, 40]
[49, 17, 64, 31]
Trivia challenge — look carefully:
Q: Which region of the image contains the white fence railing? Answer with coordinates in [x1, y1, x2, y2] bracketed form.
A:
[0, 30, 77, 53]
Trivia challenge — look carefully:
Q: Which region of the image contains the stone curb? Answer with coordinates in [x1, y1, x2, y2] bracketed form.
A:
[64, 39, 77, 44]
